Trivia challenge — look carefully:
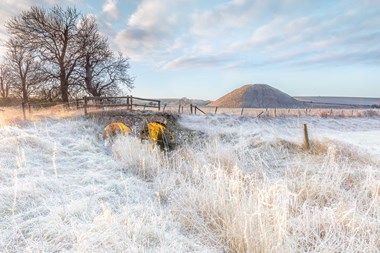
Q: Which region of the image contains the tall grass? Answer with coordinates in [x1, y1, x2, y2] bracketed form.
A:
[1, 115, 379, 252]
[113, 115, 380, 252]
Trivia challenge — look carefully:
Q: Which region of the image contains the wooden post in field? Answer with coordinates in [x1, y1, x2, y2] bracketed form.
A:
[22, 102, 26, 120]
[214, 107, 218, 114]
[178, 104, 181, 113]
[158, 101, 161, 111]
[303, 124, 310, 150]
[241, 107, 244, 115]
[163, 104, 167, 112]
[274, 108, 277, 117]
[181, 106, 184, 113]
[190, 104, 193, 114]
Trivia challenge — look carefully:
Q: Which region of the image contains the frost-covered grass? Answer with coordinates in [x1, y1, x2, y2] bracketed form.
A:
[0, 115, 379, 252]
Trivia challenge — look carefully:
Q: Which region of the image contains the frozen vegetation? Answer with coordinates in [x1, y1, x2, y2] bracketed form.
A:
[0, 114, 379, 252]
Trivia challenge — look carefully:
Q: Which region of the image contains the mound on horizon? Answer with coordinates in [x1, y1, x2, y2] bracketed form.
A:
[208, 84, 304, 108]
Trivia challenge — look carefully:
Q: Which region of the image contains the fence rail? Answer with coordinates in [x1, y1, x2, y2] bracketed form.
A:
[83, 96, 161, 115]
[21, 99, 84, 120]
[160, 104, 379, 118]
[19, 96, 161, 119]
[17, 98, 380, 120]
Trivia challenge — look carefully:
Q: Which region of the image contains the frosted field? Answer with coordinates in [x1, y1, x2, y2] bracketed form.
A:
[0, 114, 379, 252]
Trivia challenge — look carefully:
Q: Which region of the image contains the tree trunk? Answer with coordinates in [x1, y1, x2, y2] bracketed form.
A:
[61, 82, 69, 102]
[22, 78, 28, 102]
[0, 77, 5, 98]
[60, 66, 69, 102]
[84, 57, 97, 96]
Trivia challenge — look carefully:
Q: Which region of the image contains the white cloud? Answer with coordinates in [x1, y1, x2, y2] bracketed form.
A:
[115, 0, 191, 60]
[102, 0, 119, 20]
[160, 3, 380, 70]
[162, 55, 231, 70]
[190, 0, 259, 37]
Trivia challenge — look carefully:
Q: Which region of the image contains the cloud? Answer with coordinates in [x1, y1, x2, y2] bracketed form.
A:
[115, 0, 191, 60]
[162, 55, 232, 70]
[190, 0, 259, 37]
[162, 0, 380, 70]
[190, 0, 333, 38]
[102, 0, 119, 20]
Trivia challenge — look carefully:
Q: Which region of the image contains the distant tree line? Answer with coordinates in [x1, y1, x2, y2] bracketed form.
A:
[0, 5, 133, 103]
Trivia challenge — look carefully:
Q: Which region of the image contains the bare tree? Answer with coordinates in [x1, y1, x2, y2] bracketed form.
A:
[93, 53, 134, 96]
[75, 16, 133, 96]
[6, 6, 82, 102]
[0, 63, 12, 98]
[6, 39, 41, 102]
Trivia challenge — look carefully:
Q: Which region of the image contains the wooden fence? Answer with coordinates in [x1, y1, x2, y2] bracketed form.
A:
[83, 96, 161, 115]
[19, 96, 161, 119]
[18, 99, 379, 120]
[21, 99, 84, 120]
[160, 104, 379, 117]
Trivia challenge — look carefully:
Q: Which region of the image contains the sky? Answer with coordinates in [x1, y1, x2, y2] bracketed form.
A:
[1, 0, 380, 100]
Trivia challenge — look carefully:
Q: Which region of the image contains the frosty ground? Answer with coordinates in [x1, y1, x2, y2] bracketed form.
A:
[0, 114, 379, 252]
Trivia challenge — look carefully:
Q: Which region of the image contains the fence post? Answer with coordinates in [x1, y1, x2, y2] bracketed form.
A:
[190, 104, 193, 114]
[158, 101, 161, 111]
[163, 104, 167, 112]
[303, 124, 310, 150]
[241, 107, 244, 115]
[84, 97, 88, 115]
[178, 104, 181, 113]
[214, 107, 218, 114]
[274, 108, 277, 117]
[195, 106, 206, 115]
[22, 102, 26, 120]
